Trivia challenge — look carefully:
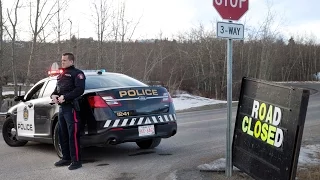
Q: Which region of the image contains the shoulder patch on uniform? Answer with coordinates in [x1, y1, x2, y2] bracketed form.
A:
[77, 73, 84, 79]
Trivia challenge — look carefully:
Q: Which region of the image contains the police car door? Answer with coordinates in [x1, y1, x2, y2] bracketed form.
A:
[16, 81, 45, 137]
[34, 79, 58, 136]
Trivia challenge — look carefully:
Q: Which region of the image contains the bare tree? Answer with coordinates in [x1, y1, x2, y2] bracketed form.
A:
[111, 2, 119, 72]
[141, 40, 172, 82]
[56, 0, 61, 56]
[167, 42, 188, 94]
[92, 0, 111, 69]
[25, 0, 58, 87]
[54, 0, 69, 57]
[5, 0, 20, 96]
[256, 1, 282, 80]
[114, 1, 140, 72]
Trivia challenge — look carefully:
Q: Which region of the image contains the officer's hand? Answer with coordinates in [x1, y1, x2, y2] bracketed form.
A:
[58, 95, 65, 103]
[51, 95, 59, 104]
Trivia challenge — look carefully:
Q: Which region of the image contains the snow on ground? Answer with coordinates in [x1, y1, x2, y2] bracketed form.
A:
[2, 91, 25, 96]
[6, 83, 34, 86]
[298, 144, 320, 165]
[172, 93, 227, 111]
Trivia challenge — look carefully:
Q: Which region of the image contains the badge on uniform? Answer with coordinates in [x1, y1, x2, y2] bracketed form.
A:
[77, 73, 84, 79]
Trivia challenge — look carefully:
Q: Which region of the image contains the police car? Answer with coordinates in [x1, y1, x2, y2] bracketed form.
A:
[2, 69, 177, 157]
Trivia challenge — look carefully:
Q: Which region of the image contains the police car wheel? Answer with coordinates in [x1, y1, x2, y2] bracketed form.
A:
[53, 122, 63, 158]
[136, 138, 161, 149]
[2, 117, 28, 147]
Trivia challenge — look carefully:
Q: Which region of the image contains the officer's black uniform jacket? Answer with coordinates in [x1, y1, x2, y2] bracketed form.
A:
[52, 65, 86, 103]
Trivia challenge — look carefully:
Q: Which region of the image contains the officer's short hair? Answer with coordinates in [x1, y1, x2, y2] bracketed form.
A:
[62, 52, 75, 62]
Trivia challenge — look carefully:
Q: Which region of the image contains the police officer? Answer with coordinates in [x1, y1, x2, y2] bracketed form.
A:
[51, 52, 85, 170]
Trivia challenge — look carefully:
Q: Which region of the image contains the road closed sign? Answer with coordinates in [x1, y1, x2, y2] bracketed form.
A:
[217, 22, 244, 39]
[232, 77, 310, 180]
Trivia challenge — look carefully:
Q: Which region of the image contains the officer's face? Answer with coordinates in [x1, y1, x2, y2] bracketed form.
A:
[61, 55, 73, 68]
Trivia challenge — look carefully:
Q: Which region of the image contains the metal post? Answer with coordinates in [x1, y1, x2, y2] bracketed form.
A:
[226, 22, 233, 177]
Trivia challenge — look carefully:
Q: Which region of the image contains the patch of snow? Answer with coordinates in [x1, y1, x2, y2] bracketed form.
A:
[6, 83, 34, 86]
[298, 144, 320, 165]
[198, 158, 239, 172]
[2, 91, 25, 96]
[172, 93, 227, 111]
[165, 170, 178, 180]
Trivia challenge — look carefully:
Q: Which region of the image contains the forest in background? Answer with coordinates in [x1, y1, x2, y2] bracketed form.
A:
[0, 0, 319, 106]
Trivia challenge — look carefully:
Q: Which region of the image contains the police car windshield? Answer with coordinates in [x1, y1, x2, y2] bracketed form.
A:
[85, 73, 147, 90]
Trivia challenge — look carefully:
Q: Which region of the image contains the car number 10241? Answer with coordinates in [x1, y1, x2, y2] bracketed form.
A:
[138, 125, 155, 136]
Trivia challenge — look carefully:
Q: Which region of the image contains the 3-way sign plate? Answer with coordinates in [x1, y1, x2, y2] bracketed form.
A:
[217, 22, 244, 40]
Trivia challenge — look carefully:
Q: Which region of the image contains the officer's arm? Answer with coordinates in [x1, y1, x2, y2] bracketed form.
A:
[64, 72, 85, 101]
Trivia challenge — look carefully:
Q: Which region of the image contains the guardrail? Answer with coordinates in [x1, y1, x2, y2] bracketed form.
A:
[0, 112, 6, 117]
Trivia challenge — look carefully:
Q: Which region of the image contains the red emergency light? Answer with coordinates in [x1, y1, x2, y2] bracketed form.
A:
[48, 69, 63, 76]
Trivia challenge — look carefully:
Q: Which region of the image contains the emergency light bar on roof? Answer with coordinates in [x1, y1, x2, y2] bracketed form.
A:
[48, 69, 63, 76]
[82, 69, 106, 73]
[82, 69, 106, 75]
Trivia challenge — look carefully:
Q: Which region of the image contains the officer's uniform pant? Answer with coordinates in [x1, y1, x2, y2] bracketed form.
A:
[58, 104, 81, 162]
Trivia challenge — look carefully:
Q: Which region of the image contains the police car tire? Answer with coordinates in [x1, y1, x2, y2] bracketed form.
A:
[53, 122, 63, 158]
[2, 117, 28, 147]
[136, 138, 161, 149]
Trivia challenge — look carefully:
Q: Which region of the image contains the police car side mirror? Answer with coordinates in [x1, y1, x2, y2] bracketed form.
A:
[14, 95, 25, 102]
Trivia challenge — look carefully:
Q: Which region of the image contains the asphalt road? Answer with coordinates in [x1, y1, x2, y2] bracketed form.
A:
[0, 83, 320, 180]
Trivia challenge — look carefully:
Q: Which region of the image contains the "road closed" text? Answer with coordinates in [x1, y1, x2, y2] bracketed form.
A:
[241, 100, 284, 148]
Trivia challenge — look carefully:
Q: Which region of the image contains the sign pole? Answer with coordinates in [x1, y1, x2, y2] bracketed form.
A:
[213, 0, 248, 177]
[226, 20, 233, 177]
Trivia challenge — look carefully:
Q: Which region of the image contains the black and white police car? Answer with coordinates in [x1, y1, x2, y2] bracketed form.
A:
[2, 69, 177, 157]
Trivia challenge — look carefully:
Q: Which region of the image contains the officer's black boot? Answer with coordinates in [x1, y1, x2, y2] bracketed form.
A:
[54, 159, 71, 167]
[68, 161, 82, 170]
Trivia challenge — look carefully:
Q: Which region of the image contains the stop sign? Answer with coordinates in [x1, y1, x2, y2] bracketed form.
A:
[213, 0, 249, 21]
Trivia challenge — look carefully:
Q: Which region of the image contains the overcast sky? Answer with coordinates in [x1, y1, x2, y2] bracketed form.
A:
[3, 0, 320, 42]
